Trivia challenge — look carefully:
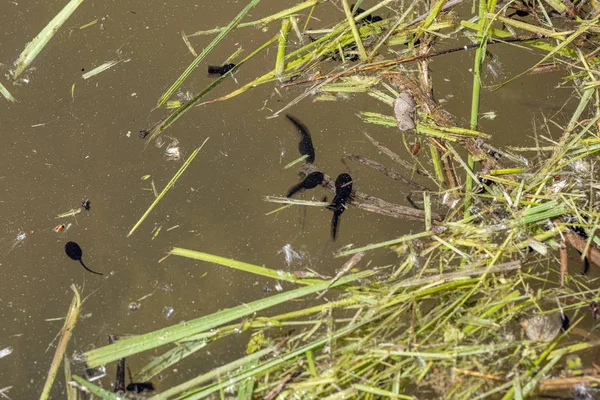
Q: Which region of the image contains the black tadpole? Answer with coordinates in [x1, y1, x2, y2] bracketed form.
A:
[351, 5, 383, 23]
[327, 173, 353, 240]
[285, 114, 315, 164]
[127, 382, 155, 393]
[207, 63, 236, 76]
[287, 171, 324, 198]
[65, 241, 103, 276]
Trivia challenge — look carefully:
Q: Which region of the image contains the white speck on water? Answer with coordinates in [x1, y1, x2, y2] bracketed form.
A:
[0, 346, 13, 359]
[163, 306, 174, 319]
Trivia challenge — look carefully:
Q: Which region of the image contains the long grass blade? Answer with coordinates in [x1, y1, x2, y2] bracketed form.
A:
[12, 0, 86, 79]
[341, 0, 367, 61]
[276, 18, 292, 80]
[170, 247, 326, 284]
[136, 339, 209, 381]
[40, 285, 81, 400]
[156, 0, 261, 107]
[83, 270, 372, 367]
[128, 138, 209, 237]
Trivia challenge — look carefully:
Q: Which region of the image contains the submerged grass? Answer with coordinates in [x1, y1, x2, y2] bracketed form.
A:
[128, 138, 209, 237]
[70, 0, 600, 398]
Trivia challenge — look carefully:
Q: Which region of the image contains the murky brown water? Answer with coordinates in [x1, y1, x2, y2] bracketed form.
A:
[0, 1, 582, 398]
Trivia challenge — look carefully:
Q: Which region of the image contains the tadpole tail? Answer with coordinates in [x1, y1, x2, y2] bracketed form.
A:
[285, 114, 310, 138]
[286, 182, 305, 198]
[331, 211, 341, 241]
[79, 259, 103, 276]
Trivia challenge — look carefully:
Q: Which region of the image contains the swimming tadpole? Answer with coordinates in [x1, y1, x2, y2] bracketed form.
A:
[327, 173, 353, 240]
[65, 241, 103, 275]
[285, 114, 316, 164]
[207, 63, 236, 77]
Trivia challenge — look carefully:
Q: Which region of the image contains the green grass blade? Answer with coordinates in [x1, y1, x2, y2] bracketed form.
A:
[275, 18, 292, 80]
[136, 339, 209, 381]
[40, 285, 81, 400]
[64, 356, 77, 400]
[353, 384, 415, 399]
[82, 56, 125, 80]
[71, 376, 121, 400]
[170, 247, 325, 285]
[236, 360, 258, 400]
[12, 0, 86, 79]
[341, 0, 367, 61]
[83, 270, 372, 367]
[156, 0, 261, 107]
[128, 139, 209, 237]
[0, 81, 16, 102]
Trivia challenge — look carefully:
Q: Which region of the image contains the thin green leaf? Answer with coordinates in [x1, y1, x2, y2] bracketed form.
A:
[128, 139, 209, 237]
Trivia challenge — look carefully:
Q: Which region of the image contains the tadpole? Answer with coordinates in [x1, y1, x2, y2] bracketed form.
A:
[287, 171, 324, 198]
[285, 114, 315, 164]
[207, 63, 236, 76]
[65, 241, 103, 275]
[327, 173, 353, 240]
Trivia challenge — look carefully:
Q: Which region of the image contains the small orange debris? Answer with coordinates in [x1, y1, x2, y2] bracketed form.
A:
[53, 224, 66, 233]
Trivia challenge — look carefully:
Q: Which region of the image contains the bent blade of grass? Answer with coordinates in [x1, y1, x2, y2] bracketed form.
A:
[157, 0, 261, 107]
[0, 81, 16, 102]
[83, 270, 372, 367]
[170, 247, 324, 285]
[40, 285, 81, 400]
[128, 139, 208, 237]
[12, 0, 86, 80]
